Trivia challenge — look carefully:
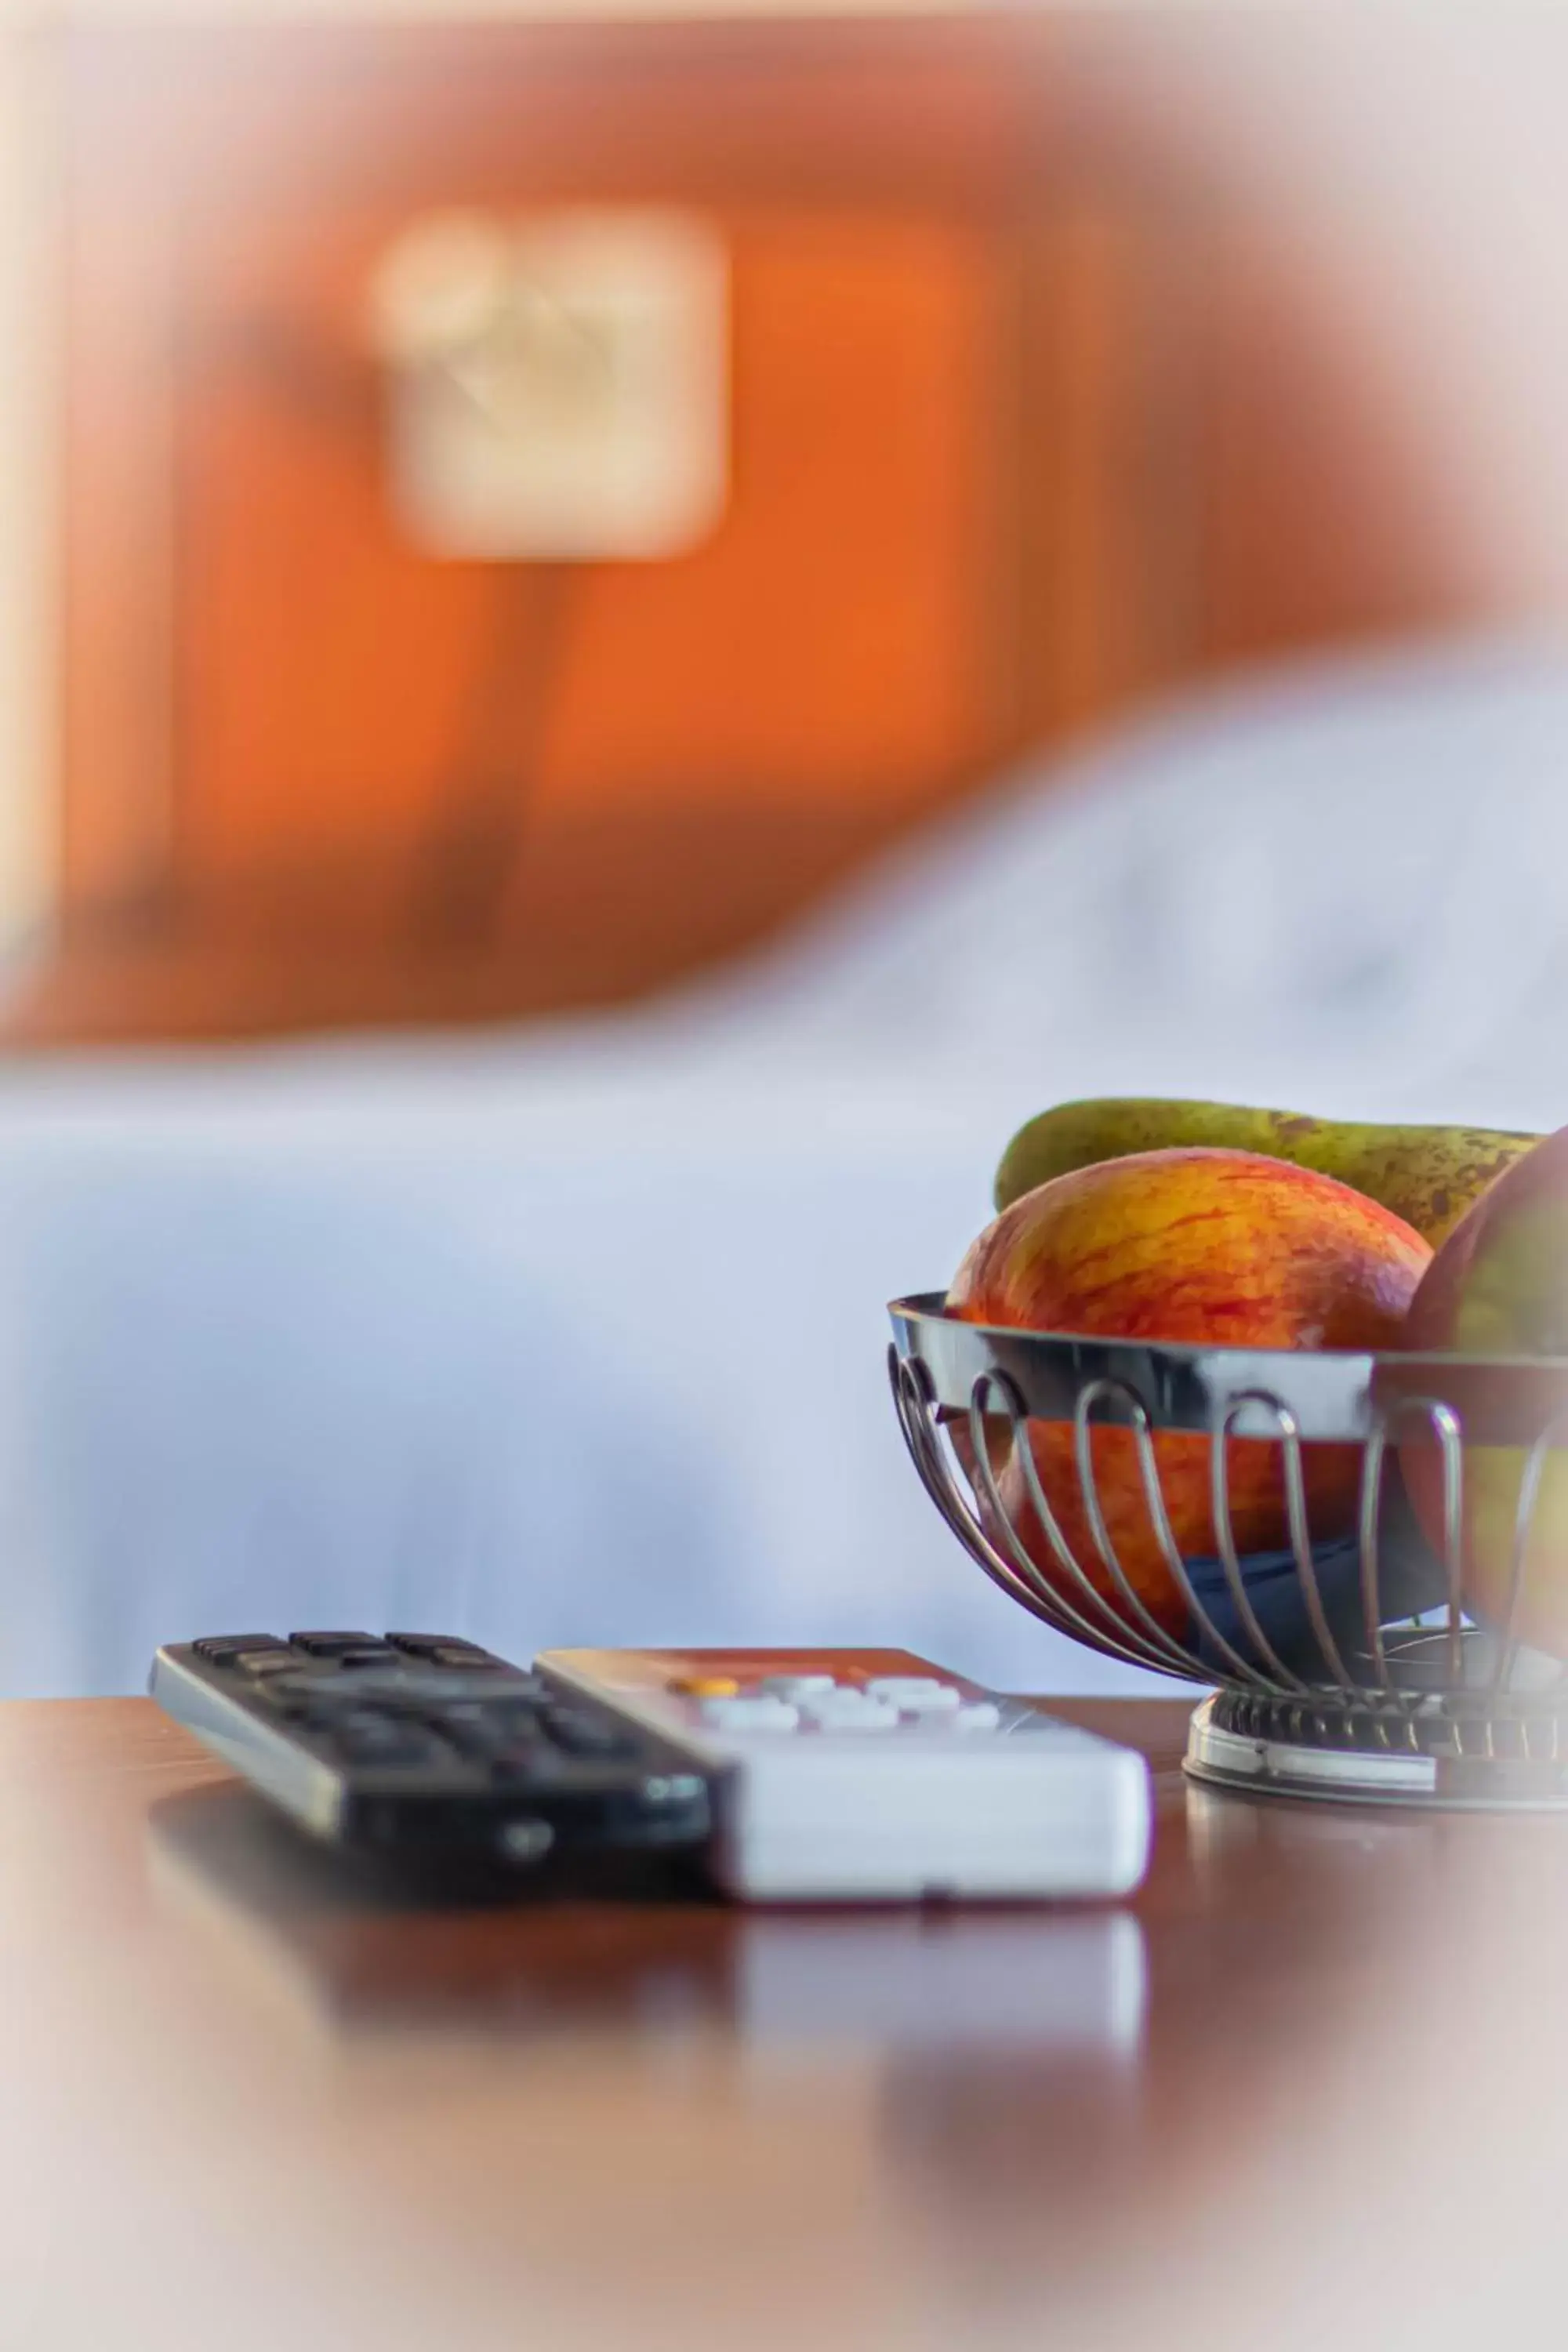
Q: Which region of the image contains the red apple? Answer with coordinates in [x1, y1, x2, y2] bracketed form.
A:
[1401, 1124, 1568, 1656]
[949, 1148, 1431, 1642]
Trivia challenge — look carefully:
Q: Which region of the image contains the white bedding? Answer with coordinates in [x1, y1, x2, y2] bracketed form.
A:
[2, 633, 1566, 1697]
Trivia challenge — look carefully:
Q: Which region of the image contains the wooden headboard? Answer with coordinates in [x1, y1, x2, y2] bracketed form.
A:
[15, 10, 1494, 1044]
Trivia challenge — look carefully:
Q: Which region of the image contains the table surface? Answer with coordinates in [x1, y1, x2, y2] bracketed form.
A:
[4, 1694, 1565, 2352]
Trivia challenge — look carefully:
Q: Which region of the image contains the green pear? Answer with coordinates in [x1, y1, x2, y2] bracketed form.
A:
[993, 1098, 1539, 1248]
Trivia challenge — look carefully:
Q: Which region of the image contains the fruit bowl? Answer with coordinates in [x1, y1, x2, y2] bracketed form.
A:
[888, 1295, 1568, 1809]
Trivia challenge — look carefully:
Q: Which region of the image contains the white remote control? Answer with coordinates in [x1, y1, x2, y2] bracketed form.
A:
[534, 1647, 1152, 1903]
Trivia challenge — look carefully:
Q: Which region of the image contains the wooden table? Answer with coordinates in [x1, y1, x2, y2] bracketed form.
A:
[3, 1696, 1565, 2350]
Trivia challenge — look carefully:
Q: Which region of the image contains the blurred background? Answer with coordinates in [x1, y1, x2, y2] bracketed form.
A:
[1, 2, 1567, 1697]
[0, 2, 1537, 1039]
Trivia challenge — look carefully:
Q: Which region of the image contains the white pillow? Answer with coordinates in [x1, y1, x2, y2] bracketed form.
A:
[714, 633, 1568, 1134]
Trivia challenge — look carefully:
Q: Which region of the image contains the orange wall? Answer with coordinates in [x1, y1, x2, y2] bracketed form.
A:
[34, 15, 1485, 1044]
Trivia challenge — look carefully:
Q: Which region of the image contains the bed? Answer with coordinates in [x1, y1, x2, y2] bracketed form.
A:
[2, 636, 1566, 1697]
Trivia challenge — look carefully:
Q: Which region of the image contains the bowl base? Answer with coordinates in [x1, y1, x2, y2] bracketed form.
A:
[1185, 1685, 1568, 1811]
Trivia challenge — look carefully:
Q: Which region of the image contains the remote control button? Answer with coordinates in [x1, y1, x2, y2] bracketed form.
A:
[456, 1673, 546, 1704]
[862, 1678, 963, 1712]
[541, 1707, 641, 1759]
[386, 1635, 499, 1665]
[442, 1721, 530, 1762]
[306, 1664, 533, 1711]
[434, 1700, 546, 1757]
[333, 1715, 452, 1768]
[949, 1702, 1002, 1733]
[496, 1817, 556, 1864]
[757, 1675, 839, 1700]
[698, 1696, 799, 1733]
[256, 1692, 328, 1726]
[193, 1635, 281, 1662]
[238, 1651, 302, 1677]
[638, 1773, 707, 1806]
[799, 1693, 900, 1732]
[489, 1743, 568, 1784]
[288, 1632, 382, 1657]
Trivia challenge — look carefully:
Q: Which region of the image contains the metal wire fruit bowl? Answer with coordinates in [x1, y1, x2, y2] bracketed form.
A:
[888, 1294, 1568, 1809]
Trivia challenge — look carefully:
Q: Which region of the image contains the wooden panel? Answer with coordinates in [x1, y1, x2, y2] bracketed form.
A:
[1194, 229, 1481, 664]
[181, 212, 1007, 873]
[27, 13, 1496, 1046]
[5, 801, 931, 1045]
[40, 18, 1044, 1031]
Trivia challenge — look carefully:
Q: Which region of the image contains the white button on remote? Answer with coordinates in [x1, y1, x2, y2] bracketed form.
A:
[800, 1693, 901, 1732]
[863, 1677, 963, 1712]
[949, 1702, 1002, 1733]
[758, 1675, 839, 1700]
[699, 1696, 799, 1733]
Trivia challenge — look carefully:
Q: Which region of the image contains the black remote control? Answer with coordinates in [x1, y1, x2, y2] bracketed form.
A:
[150, 1632, 712, 1869]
